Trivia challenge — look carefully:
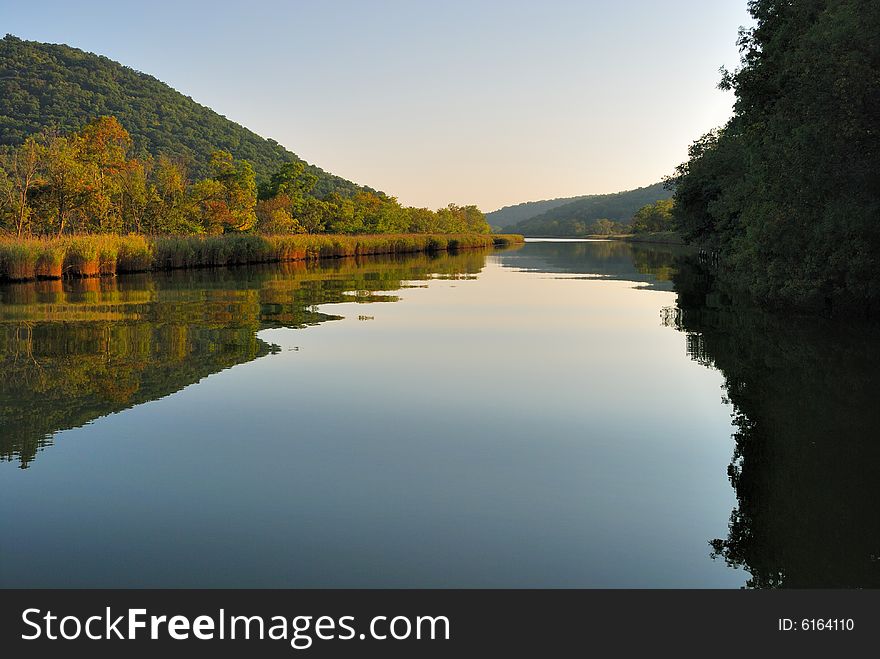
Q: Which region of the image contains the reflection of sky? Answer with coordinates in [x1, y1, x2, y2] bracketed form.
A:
[0, 243, 744, 587]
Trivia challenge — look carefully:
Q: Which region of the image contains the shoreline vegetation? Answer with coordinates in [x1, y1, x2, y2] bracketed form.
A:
[0, 233, 524, 283]
[668, 0, 879, 314]
[525, 231, 685, 246]
[0, 113, 528, 283]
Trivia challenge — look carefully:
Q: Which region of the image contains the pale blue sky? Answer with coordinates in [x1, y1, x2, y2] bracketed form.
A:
[4, 0, 752, 210]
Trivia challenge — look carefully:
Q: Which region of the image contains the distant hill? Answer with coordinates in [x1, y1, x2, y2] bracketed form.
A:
[486, 195, 590, 228]
[0, 34, 374, 196]
[498, 182, 673, 236]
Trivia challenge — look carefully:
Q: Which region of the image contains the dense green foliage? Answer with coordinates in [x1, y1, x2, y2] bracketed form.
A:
[670, 0, 880, 313]
[500, 182, 672, 236]
[631, 199, 675, 234]
[0, 34, 369, 194]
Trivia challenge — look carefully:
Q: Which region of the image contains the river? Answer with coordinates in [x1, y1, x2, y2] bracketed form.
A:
[2, 239, 877, 587]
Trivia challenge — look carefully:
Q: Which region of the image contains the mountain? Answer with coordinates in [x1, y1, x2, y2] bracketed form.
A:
[498, 182, 673, 236]
[0, 34, 374, 196]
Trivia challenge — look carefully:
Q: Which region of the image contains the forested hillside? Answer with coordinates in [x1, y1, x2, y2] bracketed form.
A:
[0, 34, 371, 196]
[501, 182, 672, 236]
[486, 195, 589, 228]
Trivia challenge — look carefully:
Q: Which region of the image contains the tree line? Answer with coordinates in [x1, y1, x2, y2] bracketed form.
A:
[668, 0, 880, 313]
[577, 198, 676, 236]
[0, 115, 491, 238]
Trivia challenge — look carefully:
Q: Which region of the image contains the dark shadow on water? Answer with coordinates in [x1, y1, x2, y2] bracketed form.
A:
[664, 256, 880, 588]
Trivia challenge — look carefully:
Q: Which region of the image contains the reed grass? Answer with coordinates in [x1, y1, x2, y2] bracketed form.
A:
[0, 233, 523, 282]
[116, 234, 154, 273]
[35, 243, 65, 279]
[1, 242, 38, 281]
[63, 238, 101, 278]
[491, 234, 526, 248]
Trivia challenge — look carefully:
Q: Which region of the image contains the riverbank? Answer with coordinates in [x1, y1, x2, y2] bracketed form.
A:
[525, 232, 685, 245]
[0, 233, 524, 282]
[600, 231, 684, 245]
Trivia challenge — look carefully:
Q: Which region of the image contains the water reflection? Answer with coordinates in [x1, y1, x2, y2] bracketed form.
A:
[0, 250, 488, 468]
[497, 239, 688, 290]
[3, 239, 875, 588]
[664, 257, 880, 588]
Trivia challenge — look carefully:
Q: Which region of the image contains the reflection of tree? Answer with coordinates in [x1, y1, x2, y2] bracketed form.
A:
[0, 250, 488, 468]
[665, 257, 880, 588]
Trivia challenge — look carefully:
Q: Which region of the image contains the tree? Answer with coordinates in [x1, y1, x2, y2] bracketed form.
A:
[195, 150, 257, 233]
[36, 132, 90, 236]
[590, 219, 618, 235]
[77, 116, 133, 232]
[405, 207, 438, 233]
[631, 199, 675, 233]
[255, 195, 304, 234]
[259, 161, 318, 201]
[144, 156, 191, 234]
[119, 158, 150, 233]
[1, 137, 41, 236]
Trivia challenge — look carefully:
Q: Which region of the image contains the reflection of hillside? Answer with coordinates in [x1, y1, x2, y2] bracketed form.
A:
[496, 240, 690, 290]
[0, 250, 488, 468]
[664, 258, 880, 588]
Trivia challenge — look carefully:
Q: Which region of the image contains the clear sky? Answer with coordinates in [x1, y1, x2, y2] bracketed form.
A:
[4, 0, 752, 211]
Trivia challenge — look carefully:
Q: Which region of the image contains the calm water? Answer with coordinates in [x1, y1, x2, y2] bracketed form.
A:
[2, 240, 878, 588]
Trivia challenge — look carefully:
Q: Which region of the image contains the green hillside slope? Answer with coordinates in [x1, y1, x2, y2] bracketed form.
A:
[0, 34, 373, 196]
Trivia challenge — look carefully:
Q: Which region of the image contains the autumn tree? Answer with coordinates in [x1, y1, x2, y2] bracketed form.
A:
[190, 151, 257, 233]
[35, 132, 90, 235]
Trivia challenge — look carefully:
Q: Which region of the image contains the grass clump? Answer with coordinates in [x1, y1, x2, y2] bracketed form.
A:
[35, 242, 65, 279]
[63, 238, 101, 277]
[97, 237, 119, 275]
[117, 235, 154, 272]
[0, 240, 38, 281]
[492, 234, 526, 248]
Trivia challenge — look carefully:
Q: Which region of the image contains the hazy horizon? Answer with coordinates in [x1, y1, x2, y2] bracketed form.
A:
[4, 0, 752, 211]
